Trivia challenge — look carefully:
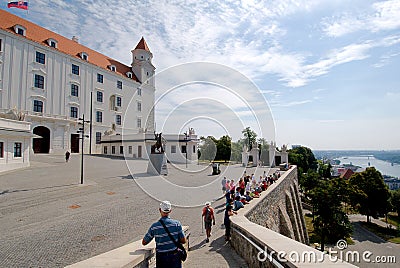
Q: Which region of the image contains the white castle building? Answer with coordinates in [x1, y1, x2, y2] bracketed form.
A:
[0, 9, 198, 162]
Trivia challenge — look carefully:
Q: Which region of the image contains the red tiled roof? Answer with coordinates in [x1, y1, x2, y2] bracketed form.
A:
[0, 9, 141, 82]
[135, 36, 150, 51]
[340, 169, 354, 180]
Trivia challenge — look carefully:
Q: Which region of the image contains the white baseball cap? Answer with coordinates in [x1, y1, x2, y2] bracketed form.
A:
[205, 201, 211, 206]
[160, 201, 172, 213]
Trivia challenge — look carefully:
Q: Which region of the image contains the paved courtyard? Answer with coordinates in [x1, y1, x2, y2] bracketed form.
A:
[0, 154, 274, 267]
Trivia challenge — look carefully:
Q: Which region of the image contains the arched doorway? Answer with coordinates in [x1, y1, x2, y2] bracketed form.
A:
[33, 126, 50, 153]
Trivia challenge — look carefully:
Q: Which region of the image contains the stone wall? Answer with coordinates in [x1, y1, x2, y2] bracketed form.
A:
[229, 166, 356, 267]
[246, 167, 308, 244]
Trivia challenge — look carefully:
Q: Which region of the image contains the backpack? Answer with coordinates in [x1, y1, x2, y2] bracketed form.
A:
[204, 207, 213, 222]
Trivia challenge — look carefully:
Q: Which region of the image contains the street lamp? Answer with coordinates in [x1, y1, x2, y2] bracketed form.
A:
[77, 114, 90, 184]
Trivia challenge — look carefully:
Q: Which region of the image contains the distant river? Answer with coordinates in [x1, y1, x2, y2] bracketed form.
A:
[336, 156, 400, 178]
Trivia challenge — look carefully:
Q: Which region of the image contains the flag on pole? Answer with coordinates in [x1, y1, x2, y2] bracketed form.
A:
[7, 1, 29, 10]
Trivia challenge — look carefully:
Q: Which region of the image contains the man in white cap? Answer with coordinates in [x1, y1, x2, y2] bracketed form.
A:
[201, 201, 215, 242]
[142, 201, 186, 268]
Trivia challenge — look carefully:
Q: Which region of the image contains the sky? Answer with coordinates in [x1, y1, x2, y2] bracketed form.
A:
[3, 0, 400, 150]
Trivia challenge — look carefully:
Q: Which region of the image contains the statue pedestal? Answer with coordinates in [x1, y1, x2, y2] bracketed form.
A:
[147, 153, 168, 175]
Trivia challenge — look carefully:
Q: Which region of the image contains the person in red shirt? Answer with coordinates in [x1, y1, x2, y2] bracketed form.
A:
[202, 201, 215, 242]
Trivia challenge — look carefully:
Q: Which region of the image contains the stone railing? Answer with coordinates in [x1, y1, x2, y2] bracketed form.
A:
[230, 166, 356, 267]
[66, 226, 190, 268]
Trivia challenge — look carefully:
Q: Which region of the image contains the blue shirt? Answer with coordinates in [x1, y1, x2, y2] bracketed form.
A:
[143, 216, 185, 252]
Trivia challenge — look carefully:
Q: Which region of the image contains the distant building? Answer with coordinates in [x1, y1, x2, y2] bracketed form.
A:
[102, 129, 199, 163]
[384, 177, 400, 190]
[0, 9, 155, 155]
[331, 165, 358, 178]
[339, 168, 354, 180]
[0, 117, 31, 173]
[0, 10, 200, 163]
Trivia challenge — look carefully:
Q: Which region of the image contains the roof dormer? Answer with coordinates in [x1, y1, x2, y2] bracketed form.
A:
[126, 72, 133, 79]
[47, 38, 58, 48]
[109, 65, 116, 72]
[80, 52, 88, 61]
[14, 24, 26, 36]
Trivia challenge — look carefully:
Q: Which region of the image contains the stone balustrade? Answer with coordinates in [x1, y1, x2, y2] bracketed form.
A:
[229, 166, 356, 267]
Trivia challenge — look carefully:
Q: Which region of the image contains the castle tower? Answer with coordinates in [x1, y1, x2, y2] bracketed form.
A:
[131, 37, 155, 86]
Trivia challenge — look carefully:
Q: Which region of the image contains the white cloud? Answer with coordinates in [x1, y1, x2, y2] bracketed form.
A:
[25, 1, 400, 89]
[272, 100, 312, 107]
[323, 0, 400, 37]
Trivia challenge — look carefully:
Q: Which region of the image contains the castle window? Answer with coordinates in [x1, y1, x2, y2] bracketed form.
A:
[137, 88, 142, 96]
[116, 96, 122, 107]
[0, 142, 3, 158]
[80, 52, 88, 61]
[14, 25, 26, 36]
[72, 64, 80, 75]
[109, 65, 116, 72]
[117, 80, 122, 89]
[47, 38, 58, 48]
[96, 132, 102, 144]
[36, 51, 45, 64]
[97, 73, 103, 83]
[96, 111, 103, 123]
[33, 100, 43, 113]
[70, 106, 78, 118]
[137, 101, 141, 112]
[116, 115, 122, 125]
[14, 142, 22, 157]
[96, 91, 103, 102]
[181, 145, 187, 154]
[34, 74, 45, 89]
[71, 84, 79, 97]
[137, 118, 141, 128]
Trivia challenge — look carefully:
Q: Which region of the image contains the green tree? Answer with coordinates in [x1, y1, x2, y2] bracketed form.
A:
[310, 178, 352, 251]
[230, 140, 243, 163]
[390, 189, 400, 214]
[318, 161, 332, 179]
[215, 135, 231, 162]
[242, 127, 257, 150]
[349, 167, 391, 222]
[198, 136, 217, 161]
[288, 146, 318, 174]
[300, 170, 320, 196]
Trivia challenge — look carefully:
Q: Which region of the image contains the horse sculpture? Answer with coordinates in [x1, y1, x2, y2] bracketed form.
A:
[151, 132, 164, 154]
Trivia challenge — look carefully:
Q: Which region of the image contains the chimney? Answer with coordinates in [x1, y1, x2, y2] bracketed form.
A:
[72, 36, 79, 43]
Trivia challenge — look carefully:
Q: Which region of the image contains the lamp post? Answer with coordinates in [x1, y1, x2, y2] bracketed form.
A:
[77, 114, 90, 184]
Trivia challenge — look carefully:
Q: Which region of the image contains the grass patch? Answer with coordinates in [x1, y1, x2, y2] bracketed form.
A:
[387, 212, 400, 227]
[360, 222, 400, 243]
[304, 214, 320, 244]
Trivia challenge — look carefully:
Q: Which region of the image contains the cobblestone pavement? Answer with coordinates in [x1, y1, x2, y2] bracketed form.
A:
[0, 154, 272, 267]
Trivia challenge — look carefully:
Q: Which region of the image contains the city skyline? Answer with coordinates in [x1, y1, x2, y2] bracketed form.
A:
[3, 0, 400, 150]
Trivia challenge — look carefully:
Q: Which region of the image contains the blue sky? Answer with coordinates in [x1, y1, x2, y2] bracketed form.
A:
[3, 0, 400, 150]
